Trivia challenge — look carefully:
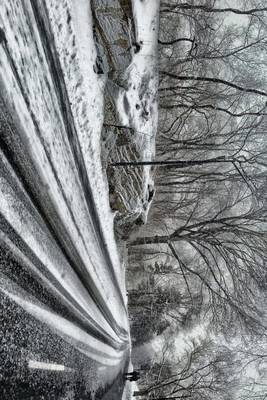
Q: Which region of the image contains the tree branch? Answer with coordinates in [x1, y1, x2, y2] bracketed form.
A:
[160, 72, 267, 97]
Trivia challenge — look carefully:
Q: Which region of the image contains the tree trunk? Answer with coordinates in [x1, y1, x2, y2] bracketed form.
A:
[112, 155, 227, 167]
[129, 234, 170, 246]
[133, 390, 149, 397]
[159, 37, 194, 45]
[134, 394, 188, 399]
[159, 73, 267, 98]
[161, 4, 267, 15]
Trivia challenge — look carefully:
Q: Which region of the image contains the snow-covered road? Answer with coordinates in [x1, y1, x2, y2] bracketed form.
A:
[0, 0, 129, 395]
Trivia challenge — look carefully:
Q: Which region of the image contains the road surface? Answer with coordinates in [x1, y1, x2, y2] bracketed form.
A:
[0, 1, 130, 398]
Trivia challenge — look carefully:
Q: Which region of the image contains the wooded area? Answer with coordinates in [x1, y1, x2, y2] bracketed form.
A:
[125, 1, 267, 398]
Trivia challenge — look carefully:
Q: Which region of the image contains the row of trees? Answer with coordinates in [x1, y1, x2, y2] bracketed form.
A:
[133, 337, 267, 399]
[127, 0, 267, 335]
[126, 0, 267, 398]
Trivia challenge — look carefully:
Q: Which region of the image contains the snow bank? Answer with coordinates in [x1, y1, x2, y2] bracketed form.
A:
[112, 0, 160, 226]
[43, 0, 128, 309]
[121, 381, 137, 400]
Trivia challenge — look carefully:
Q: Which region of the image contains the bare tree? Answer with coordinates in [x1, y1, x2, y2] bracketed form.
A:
[127, 3, 267, 395]
[134, 339, 238, 399]
[129, 178, 267, 334]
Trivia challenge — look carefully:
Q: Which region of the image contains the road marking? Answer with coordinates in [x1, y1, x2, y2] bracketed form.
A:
[28, 360, 73, 372]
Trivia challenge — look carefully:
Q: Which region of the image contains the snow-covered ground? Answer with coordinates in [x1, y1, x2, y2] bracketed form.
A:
[109, 0, 160, 228]
[122, 378, 139, 400]
[0, 0, 160, 397]
[40, 0, 128, 313]
[0, 0, 129, 370]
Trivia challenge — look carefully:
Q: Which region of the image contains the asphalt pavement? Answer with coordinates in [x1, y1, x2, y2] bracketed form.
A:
[0, 1, 130, 397]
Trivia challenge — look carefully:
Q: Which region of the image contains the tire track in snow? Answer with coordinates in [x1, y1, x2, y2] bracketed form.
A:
[28, 0, 128, 327]
[0, 144, 125, 351]
[0, 7, 128, 345]
[0, 1, 129, 361]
